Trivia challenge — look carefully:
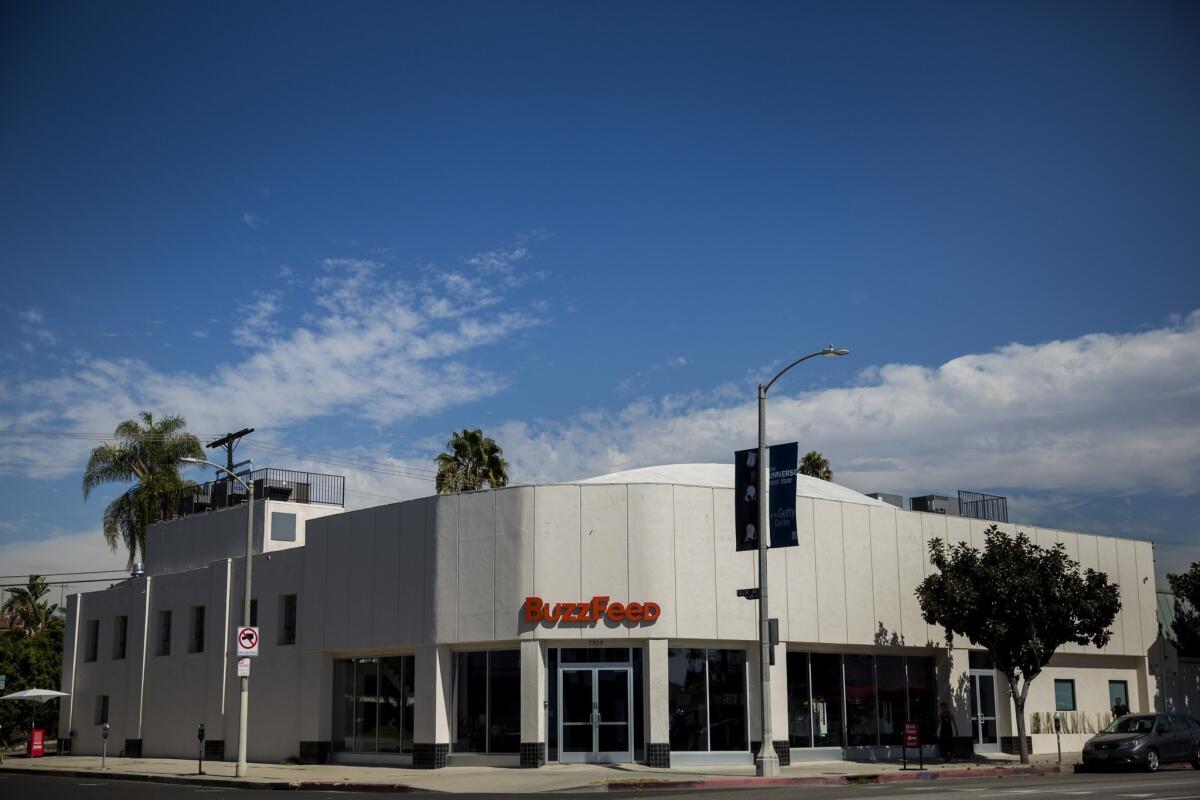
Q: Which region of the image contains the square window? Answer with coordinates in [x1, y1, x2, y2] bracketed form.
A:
[1054, 679, 1076, 711]
[271, 512, 297, 542]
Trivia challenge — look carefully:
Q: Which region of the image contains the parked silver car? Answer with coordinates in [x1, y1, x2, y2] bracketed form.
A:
[1082, 713, 1200, 771]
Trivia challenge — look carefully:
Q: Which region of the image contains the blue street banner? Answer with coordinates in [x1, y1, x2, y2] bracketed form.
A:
[734, 448, 759, 551]
[769, 442, 799, 548]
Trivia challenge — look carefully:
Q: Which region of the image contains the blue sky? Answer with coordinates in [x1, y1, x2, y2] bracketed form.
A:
[1, 1, 1198, 592]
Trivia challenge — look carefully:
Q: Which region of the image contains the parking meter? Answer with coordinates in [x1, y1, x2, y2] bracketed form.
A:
[197, 723, 205, 775]
[1053, 711, 1062, 763]
[101, 722, 110, 769]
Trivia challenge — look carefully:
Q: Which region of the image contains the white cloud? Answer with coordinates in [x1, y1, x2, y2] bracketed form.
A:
[498, 311, 1200, 502]
[232, 290, 283, 347]
[242, 212, 266, 229]
[16, 307, 56, 347]
[0, 527, 129, 598]
[0, 244, 549, 478]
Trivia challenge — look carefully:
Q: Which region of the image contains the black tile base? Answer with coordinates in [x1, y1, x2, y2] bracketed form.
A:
[413, 742, 449, 769]
[520, 741, 546, 768]
[299, 740, 331, 764]
[749, 740, 791, 767]
[56, 737, 72, 755]
[123, 738, 142, 758]
[646, 742, 670, 768]
[204, 739, 225, 761]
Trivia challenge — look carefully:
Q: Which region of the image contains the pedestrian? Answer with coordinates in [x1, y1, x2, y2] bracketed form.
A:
[1111, 696, 1130, 718]
[938, 702, 958, 762]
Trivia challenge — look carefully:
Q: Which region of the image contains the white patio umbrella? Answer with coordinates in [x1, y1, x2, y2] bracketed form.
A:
[1, 689, 69, 744]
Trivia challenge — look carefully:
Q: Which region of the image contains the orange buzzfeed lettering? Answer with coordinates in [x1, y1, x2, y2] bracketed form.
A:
[521, 596, 660, 626]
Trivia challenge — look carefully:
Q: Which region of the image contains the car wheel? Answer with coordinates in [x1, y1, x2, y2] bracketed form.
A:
[1145, 747, 1160, 772]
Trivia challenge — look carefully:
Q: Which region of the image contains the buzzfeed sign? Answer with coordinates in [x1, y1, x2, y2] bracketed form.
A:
[523, 595, 661, 625]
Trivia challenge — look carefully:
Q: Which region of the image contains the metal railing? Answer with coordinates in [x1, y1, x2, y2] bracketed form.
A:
[160, 468, 344, 520]
[958, 490, 1008, 523]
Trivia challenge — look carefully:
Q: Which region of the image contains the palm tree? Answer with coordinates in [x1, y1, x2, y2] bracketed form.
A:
[2, 575, 59, 634]
[799, 450, 833, 482]
[82, 412, 204, 564]
[435, 428, 510, 494]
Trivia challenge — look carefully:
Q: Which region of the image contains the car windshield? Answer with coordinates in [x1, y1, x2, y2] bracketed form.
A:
[1102, 715, 1156, 734]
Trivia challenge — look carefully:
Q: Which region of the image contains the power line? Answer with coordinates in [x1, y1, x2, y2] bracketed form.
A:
[0, 570, 128, 580]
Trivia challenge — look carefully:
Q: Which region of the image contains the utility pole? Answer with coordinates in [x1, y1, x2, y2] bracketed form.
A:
[206, 428, 255, 473]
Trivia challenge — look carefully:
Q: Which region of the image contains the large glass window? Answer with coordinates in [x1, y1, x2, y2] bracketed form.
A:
[1054, 679, 1076, 711]
[786, 652, 812, 748]
[809, 653, 844, 747]
[788, 652, 938, 750]
[331, 656, 415, 754]
[453, 650, 520, 754]
[667, 648, 747, 752]
[844, 654, 877, 746]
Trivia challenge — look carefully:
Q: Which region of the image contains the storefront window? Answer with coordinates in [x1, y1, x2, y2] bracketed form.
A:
[453, 650, 521, 754]
[788, 652, 939, 750]
[876, 655, 906, 746]
[332, 655, 415, 753]
[667, 647, 747, 752]
[787, 652, 812, 748]
[844, 654, 877, 747]
[809, 653, 844, 747]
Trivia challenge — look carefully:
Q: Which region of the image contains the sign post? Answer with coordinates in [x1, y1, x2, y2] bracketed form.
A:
[902, 721, 922, 770]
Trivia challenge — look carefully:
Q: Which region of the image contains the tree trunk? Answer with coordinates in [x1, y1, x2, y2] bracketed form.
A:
[1012, 675, 1032, 765]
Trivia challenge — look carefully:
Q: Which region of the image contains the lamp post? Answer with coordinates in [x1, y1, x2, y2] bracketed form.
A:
[182, 456, 254, 778]
[754, 345, 848, 778]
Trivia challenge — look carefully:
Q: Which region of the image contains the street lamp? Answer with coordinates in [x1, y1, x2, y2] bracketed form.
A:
[753, 345, 848, 778]
[182, 456, 255, 778]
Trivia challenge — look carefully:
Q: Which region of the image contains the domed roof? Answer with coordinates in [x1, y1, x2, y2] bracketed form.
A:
[574, 463, 888, 507]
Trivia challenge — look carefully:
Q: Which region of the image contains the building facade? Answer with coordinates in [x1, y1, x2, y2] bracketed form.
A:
[59, 464, 1162, 767]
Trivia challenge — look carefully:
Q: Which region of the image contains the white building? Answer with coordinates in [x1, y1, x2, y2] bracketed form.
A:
[59, 464, 1162, 768]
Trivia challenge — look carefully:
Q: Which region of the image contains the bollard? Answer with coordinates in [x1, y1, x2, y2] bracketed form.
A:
[101, 723, 110, 769]
[197, 723, 206, 775]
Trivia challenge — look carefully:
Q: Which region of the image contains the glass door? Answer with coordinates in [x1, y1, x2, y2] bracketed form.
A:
[558, 666, 634, 763]
[969, 671, 999, 753]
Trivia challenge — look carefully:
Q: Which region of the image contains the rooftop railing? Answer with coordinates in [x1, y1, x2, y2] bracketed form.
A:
[160, 467, 344, 520]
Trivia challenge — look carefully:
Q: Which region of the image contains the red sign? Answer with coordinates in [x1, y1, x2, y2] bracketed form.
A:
[902, 721, 920, 748]
[523, 596, 661, 625]
[28, 728, 45, 757]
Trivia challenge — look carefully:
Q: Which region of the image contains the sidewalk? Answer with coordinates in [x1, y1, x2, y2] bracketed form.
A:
[0, 752, 1084, 793]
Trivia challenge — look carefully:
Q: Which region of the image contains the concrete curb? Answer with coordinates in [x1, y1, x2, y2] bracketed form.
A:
[603, 764, 1070, 792]
[0, 765, 295, 790]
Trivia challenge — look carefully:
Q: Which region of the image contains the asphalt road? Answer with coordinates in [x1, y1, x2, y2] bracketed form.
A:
[2, 770, 1199, 799]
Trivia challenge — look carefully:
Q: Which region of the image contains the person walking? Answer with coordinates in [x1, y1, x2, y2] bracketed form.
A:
[1111, 696, 1130, 718]
[938, 702, 958, 762]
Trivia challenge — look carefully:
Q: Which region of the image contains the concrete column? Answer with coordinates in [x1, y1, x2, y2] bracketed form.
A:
[748, 643, 791, 765]
[519, 640, 546, 767]
[1135, 654, 1155, 714]
[645, 639, 670, 767]
[203, 559, 232, 761]
[296, 651, 332, 763]
[58, 594, 81, 750]
[413, 644, 453, 768]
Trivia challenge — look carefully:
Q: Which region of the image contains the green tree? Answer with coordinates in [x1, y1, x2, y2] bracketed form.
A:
[82, 412, 203, 565]
[916, 525, 1121, 764]
[0, 614, 65, 743]
[435, 428, 509, 494]
[1166, 562, 1200, 657]
[1, 575, 59, 635]
[798, 450, 833, 481]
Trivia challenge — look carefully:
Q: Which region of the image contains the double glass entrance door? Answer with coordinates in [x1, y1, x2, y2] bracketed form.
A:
[969, 672, 999, 752]
[559, 666, 633, 762]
